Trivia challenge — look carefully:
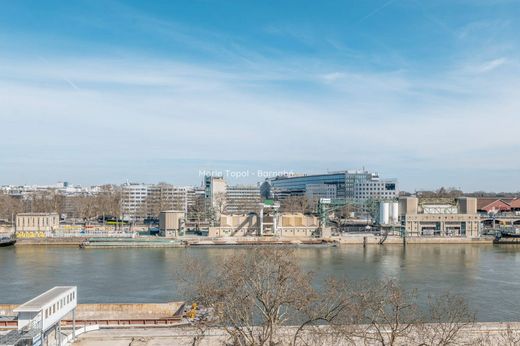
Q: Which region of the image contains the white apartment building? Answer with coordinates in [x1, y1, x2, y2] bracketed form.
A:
[226, 185, 261, 214]
[121, 183, 189, 221]
[121, 184, 149, 220]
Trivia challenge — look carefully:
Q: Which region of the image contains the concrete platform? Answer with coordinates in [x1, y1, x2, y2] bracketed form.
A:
[71, 322, 520, 346]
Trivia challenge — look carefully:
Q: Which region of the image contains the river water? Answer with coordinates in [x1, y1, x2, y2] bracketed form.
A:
[1, 244, 520, 322]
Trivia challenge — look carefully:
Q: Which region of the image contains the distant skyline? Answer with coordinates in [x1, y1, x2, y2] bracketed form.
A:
[1, 0, 520, 192]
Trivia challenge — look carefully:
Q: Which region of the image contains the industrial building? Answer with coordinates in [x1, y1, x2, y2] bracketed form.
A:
[0, 286, 78, 346]
[269, 170, 398, 202]
[399, 197, 479, 237]
[208, 212, 319, 238]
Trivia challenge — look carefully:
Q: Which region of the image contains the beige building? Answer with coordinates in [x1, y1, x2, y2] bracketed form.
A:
[16, 213, 60, 233]
[278, 213, 319, 237]
[159, 210, 185, 237]
[208, 213, 319, 238]
[399, 197, 479, 237]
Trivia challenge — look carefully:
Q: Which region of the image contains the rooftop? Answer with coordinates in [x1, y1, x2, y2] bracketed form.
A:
[14, 287, 75, 312]
[16, 212, 59, 217]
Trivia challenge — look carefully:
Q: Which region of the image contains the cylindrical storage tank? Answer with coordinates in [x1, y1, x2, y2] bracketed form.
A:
[391, 202, 399, 224]
[379, 202, 390, 225]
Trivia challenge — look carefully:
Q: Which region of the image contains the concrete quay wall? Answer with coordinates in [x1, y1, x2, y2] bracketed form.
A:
[11, 235, 495, 246]
[15, 237, 86, 245]
[334, 235, 493, 245]
[0, 302, 184, 320]
[72, 322, 520, 345]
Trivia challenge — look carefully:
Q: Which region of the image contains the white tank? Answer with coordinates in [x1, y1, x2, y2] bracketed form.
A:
[379, 202, 390, 225]
[391, 202, 399, 224]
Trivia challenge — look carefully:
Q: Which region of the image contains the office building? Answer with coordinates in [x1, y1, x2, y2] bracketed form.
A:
[225, 185, 261, 214]
[269, 170, 398, 202]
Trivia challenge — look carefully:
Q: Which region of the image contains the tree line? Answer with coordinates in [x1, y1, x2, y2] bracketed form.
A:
[0, 185, 121, 223]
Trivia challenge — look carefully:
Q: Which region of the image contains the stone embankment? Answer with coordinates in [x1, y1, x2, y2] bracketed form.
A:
[0, 302, 185, 329]
[11, 235, 496, 247]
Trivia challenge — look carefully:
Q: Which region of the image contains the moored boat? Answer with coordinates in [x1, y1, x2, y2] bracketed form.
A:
[493, 229, 520, 244]
[0, 237, 16, 247]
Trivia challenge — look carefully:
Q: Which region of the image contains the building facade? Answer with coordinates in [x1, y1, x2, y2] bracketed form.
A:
[208, 212, 319, 238]
[399, 197, 479, 237]
[121, 183, 188, 221]
[159, 210, 185, 237]
[16, 213, 60, 235]
[225, 185, 261, 214]
[269, 170, 398, 202]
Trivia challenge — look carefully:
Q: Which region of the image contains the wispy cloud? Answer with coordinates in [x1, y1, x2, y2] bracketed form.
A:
[1, 0, 520, 190]
[1, 51, 520, 190]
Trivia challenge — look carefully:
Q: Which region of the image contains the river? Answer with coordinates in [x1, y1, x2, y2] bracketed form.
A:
[1, 244, 520, 322]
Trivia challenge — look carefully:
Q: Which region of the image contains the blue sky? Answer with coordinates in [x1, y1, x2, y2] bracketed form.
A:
[1, 0, 519, 191]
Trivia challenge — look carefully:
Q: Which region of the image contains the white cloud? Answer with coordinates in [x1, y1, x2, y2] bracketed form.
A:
[1, 53, 520, 189]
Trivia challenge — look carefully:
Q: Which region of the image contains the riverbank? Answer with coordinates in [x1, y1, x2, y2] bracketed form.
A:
[11, 235, 496, 247]
[0, 302, 185, 329]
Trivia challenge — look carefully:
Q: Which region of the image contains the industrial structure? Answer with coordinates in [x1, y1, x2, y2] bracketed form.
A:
[399, 197, 479, 237]
[208, 211, 319, 238]
[0, 286, 77, 346]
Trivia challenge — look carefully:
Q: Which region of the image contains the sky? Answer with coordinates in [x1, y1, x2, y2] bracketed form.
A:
[1, 0, 519, 192]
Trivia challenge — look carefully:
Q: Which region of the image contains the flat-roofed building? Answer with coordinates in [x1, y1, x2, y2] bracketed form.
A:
[208, 212, 319, 238]
[225, 185, 261, 214]
[15, 212, 59, 233]
[399, 197, 479, 237]
[269, 170, 398, 202]
[159, 210, 185, 237]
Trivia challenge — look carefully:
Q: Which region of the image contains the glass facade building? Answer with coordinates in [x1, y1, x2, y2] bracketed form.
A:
[268, 170, 398, 201]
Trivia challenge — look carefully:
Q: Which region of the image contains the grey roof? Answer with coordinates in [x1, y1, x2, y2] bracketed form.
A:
[0, 329, 40, 346]
[14, 287, 75, 312]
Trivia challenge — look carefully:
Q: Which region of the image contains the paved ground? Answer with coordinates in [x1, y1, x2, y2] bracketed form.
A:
[71, 323, 520, 346]
[72, 327, 226, 346]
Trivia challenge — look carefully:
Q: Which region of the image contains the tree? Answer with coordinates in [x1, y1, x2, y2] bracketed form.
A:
[280, 196, 312, 214]
[187, 194, 210, 226]
[179, 247, 479, 346]
[0, 193, 24, 222]
[417, 293, 475, 346]
[180, 247, 351, 346]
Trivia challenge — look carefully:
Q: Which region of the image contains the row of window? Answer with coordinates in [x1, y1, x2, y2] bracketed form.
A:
[18, 217, 58, 227]
[43, 291, 75, 319]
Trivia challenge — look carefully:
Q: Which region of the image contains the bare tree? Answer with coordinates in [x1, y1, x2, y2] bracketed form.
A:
[0, 193, 24, 222]
[417, 293, 475, 346]
[180, 247, 353, 346]
[179, 248, 478, 346]
[280, 196, 312, 214]
[188, 194, 210, 225]
[352, 279, 419, 346]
